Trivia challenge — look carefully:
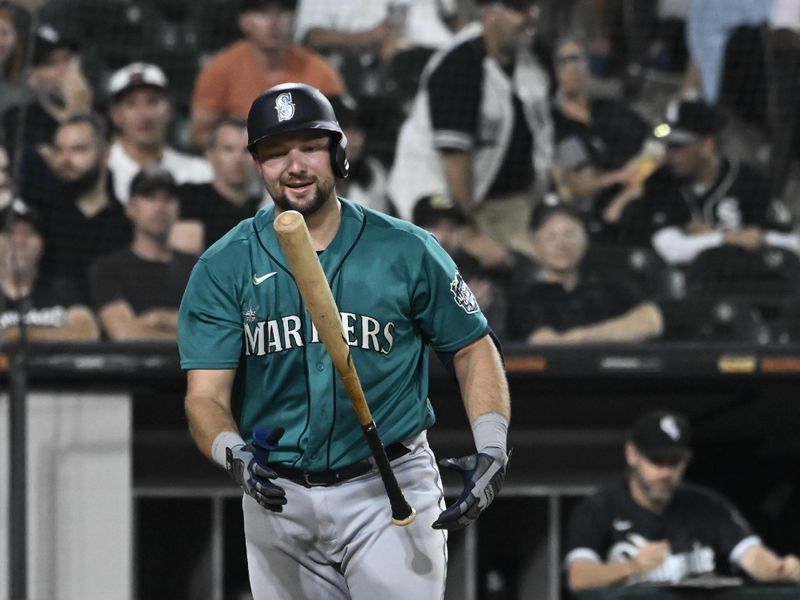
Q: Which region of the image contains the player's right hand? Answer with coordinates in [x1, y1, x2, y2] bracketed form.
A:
[226, 444, 287, 512]
[632, 541, 670, 574]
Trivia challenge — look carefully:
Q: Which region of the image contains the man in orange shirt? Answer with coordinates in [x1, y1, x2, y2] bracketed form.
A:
[190, 0, 345, 148]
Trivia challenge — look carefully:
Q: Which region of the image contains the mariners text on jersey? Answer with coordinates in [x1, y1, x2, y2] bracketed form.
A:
[243, 311, 395, 356]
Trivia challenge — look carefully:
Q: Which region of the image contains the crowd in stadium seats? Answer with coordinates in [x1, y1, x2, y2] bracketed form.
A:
[2, 0, 800, 345]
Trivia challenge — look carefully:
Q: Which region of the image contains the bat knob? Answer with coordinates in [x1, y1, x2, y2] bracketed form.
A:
[391, 507, 417, 527]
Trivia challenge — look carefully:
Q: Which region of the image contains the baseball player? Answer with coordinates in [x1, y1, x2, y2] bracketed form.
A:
[177, 83, 511, 599]
[564, 410, 800, 592]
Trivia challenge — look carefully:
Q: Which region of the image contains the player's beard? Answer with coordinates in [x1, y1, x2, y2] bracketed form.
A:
[631, 465, 678, 508]
[272, 179, 334, 217]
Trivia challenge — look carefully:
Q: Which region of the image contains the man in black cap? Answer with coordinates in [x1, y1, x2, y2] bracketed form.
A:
[563, 409, 800, 592]
[1, 198, 99, 343]
[617, 100, 797, 263]
[89, 166, 195, 340]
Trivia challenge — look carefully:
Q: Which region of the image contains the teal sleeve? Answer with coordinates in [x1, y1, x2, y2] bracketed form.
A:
[178, 258, 243, 369]
[412, 234, 488, 352]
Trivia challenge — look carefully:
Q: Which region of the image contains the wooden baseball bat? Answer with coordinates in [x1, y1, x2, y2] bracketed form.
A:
[274, 210, 416, 526]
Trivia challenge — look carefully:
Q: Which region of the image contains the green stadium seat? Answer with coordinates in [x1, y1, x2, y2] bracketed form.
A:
[659, 297, 772, 343]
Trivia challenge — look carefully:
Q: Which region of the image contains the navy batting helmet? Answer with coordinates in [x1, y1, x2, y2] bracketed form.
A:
[246, 82, 349, 178]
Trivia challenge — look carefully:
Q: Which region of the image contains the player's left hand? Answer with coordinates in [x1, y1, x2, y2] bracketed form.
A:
[777, 554, 800, 582]
[432, 447, 511, 531]
[226, 427, 287, 513]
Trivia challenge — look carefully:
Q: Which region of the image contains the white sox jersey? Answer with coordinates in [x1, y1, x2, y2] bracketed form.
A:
[564, 479, 761, 584]
[178, 198, 489, 472]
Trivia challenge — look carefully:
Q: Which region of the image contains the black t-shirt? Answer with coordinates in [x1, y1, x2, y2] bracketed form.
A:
[553, 99, 649, 174]
[89, 248, 196, 314]
[178, 183, 261, 249]
[564, 479, 757, 582]
[507, 276, 644, 341]
[619, 158, 790, 247]
[0, 276, 84, 331]
[21, 166, 133, 303]
[427, 37, 534, 198]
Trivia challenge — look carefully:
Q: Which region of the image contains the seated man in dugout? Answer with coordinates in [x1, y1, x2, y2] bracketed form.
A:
[507, 199, 663, 344]
[564, 410, 800, 591]
[0, 198, 99, 342]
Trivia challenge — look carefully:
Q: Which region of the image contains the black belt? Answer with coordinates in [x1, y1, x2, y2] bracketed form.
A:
[270, 443, 411, 488]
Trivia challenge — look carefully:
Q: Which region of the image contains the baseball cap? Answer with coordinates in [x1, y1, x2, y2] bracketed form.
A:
[530, 196, 585, 232]
[1, 198, 42, 235]
[239, 0, 297, 13]
[31, 23, 77, 67]
[129, 167, 178, 199]
[629, 410, 692, 462]
[108, 62, 168, 101]
[653, 100, 723, 146]
[412, 195, 469, 228]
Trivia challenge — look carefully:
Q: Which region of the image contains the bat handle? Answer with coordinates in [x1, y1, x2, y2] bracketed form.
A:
[362, 422, 417, 526]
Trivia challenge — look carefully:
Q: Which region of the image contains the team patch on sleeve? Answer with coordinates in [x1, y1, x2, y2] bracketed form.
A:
[450, 271, 480, 314]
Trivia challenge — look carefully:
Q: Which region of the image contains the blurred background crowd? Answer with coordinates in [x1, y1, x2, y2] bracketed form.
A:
[3, 0, 800, 347]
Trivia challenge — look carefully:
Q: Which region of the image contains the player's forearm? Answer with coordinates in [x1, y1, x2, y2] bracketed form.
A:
[185, 394, 239, 463]
[568, 559, 638, 592]
[453, 335, 510, 422]
[739, 544, 787, 581]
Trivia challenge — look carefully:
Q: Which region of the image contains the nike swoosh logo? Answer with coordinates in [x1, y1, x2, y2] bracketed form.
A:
[253, 272, 277, 285]
[613, 519, 633, 531]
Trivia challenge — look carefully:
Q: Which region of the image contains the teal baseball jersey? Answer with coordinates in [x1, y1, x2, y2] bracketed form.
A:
[178, 198, 488, 471]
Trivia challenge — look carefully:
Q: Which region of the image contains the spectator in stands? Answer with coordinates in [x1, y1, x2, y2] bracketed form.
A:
[618, 100, 797, 264]
[0, 5, 24, 117]
[294, 0, 453, 67]
[2, 23, 91, 162]
[329, 94, 392, 214]
[550, 33, 655, 240]
[508, 200, 663, 344]
[767, 0, 800, 204]
[173, 117, 262, 254]
[108, 62, 212, 204]
[89, 167, 195, 341]
[388, 0, 552, 257]
[0, 198, 99, 342]
[413, 193, 536, 338]
[564, 409, 800, 592]
[21, 113, 132, 302]
[686, 0, 770, 106]
[189, 0, 345, 148]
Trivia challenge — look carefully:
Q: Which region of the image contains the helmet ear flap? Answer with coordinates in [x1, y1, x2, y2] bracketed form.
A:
[331, 132, 349, 179]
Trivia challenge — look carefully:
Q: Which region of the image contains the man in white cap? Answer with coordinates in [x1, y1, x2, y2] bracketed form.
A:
[107, 61, 212, 204]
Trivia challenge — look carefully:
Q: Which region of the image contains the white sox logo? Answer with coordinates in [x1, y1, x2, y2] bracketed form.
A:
[451, 271, 479, 314]
[274, 92, 295, 122]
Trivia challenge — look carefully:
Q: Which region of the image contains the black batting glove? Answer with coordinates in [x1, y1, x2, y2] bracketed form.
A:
[226, 427, 287, 512]
[432, 447, 511, 531]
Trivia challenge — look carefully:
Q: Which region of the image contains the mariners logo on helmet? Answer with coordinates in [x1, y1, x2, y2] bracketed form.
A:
[451, 272, 480, 314]
[275, 93, 296, 122]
